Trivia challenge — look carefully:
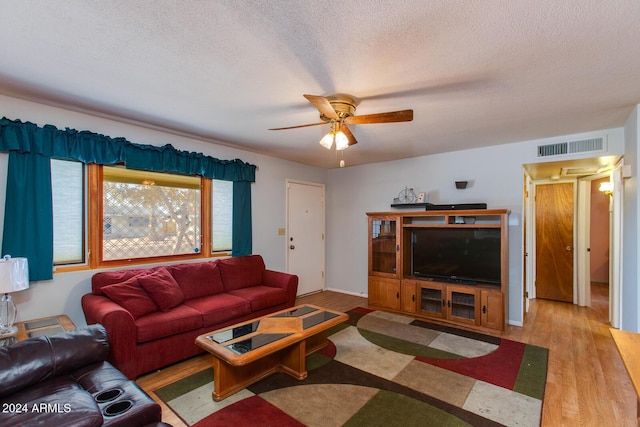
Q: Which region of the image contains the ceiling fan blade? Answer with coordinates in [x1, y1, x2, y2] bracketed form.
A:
[340, 123, 358, 146]
[268, 122, 326, 130]
[344, 109, 413, 125]
[303, 94, 339, 120]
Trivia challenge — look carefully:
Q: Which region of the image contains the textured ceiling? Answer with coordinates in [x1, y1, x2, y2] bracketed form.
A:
[1, 1, 639, 169]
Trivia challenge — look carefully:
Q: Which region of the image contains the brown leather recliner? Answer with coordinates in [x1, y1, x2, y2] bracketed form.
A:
[0, 324, 163, 426]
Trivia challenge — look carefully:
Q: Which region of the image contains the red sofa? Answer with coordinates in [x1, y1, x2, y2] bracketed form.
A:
[81, 255, 298, 379]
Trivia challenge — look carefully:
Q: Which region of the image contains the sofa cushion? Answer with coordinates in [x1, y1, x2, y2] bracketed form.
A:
[0, 325, 109, 399]
[167, 261, 224, 300]
[102, 276, 159, 319]
[138, 267, 185, 311]
[218, 255, 266, 291]
[134, 305, 203, 343]
[48, 325, 110, 375]
[0, 337, 54, 398]
[71, 361, 129, 393]
[0, 376, 103, 427]
[228, 285, 289, 311]
[183, 293, 252, 327]
[91, 268, 152, 295]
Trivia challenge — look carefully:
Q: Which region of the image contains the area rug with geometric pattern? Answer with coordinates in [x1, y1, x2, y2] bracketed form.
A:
[155, 307, 548, 427]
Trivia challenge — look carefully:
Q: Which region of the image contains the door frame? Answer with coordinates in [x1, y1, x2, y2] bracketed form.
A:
[285, 179, 326, 294]
[610, 163, 623, 328]
[575, 171, 615, 307]
[528, 179, 578, 302]
[524, 167, 622, 318]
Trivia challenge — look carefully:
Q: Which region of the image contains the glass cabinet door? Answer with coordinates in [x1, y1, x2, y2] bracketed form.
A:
[370, 218, 398, 275]
[447, 286, 478, 325]
[418, 283, 445, 318]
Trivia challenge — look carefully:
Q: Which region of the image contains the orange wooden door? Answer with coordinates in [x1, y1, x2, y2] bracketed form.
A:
[535, 183, 574, 302]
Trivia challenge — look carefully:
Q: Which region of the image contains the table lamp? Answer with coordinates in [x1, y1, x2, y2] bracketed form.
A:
[0, 255, 29, 337]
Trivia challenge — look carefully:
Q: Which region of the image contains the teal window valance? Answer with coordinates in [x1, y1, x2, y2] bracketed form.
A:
[0, 117, 256, 181]
[0, 117, 256, 280]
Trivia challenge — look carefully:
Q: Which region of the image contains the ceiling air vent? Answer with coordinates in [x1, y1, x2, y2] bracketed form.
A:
[537, 137, 605, 158]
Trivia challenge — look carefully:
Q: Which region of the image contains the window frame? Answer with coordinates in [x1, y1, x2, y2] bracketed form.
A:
[55, 164, 231, 272]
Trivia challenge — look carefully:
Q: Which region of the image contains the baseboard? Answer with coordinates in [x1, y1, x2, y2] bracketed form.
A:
[324, 287, 368, 299]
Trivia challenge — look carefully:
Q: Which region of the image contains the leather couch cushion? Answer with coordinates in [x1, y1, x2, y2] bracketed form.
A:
[0, 338, 54, 398]
[218, 255, 265, 291]
[138, 267, 185, 311]
[0, 325, 109, 399]
[134, 305, 203, 343]
[48, 325, 110, 374]
[71, 361, 129, 393]
[183, 293, 252, 327]
[228, 286, 289, 311]
[102, 276, 159, 319]
[167, 261, 224, 300]
[0, 376, 103, 427]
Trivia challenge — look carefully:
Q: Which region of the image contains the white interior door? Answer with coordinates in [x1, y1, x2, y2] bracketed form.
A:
[286, 180, 325, 296]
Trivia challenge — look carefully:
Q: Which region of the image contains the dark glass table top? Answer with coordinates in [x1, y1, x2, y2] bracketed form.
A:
[206, 305, 341, 355]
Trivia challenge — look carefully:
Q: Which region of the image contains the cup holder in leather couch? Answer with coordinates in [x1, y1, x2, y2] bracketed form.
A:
[103, 400, 133, 417]
[95, 388, 123, 403]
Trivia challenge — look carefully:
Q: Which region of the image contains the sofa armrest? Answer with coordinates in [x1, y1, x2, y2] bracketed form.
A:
[263, 269, 298, 306]
[81, 294, 139, 379]
[0, 325, 109, 399]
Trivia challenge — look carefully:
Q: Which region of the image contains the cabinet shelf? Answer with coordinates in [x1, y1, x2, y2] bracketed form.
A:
[403, 223, 502, 229]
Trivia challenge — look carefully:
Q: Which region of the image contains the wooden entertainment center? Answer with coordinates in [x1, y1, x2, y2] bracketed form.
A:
[367, 209, 509, 333]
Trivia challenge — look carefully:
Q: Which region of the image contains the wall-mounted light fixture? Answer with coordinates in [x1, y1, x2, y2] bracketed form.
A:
[599, 181, 613, 196]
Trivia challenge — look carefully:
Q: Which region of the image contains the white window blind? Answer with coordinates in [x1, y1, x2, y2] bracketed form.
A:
[51, 159, 85, 265]
[211, 180, 233, 252]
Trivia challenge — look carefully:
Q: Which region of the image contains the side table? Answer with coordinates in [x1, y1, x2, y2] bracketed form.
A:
[0, 314, 76, 347]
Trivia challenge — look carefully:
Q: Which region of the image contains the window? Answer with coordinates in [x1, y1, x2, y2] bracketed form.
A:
[51, 159, 85, 265]
[51, 163, 234, 269]
[102, 166, 201, 261]
[211, 179, 233, 252]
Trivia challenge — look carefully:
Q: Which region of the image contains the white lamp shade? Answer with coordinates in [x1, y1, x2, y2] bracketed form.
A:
[0, 257, 29, 293]
[318, 132, 335, 149]
[334, 131, 349, 150]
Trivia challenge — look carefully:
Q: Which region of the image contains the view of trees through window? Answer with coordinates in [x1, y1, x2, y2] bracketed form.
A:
[102, 167, 201, 260]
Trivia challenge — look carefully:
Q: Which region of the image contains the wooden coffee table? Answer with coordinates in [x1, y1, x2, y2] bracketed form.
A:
[195, 304, 348, 401]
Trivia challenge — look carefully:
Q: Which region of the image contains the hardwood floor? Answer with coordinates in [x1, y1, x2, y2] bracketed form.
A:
[137, 284, 637, 426]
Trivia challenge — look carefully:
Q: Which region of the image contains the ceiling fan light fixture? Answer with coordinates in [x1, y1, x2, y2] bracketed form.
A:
[318, 131, 335, 149]
[334, 130, 349, 150]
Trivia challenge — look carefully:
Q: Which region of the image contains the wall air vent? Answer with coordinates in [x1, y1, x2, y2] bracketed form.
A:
[537, 137, 605, 158]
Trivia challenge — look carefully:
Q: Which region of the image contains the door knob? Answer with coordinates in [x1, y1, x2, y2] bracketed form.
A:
[565, 245, 572, 251]
[290, 245, 295, 250]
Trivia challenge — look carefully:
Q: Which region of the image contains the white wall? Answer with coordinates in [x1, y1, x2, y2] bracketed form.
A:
[623, 105, 639, 331]
[325, 128, 625, 326]
[0, 95, 327, 327]
[0, 93, 632, 330]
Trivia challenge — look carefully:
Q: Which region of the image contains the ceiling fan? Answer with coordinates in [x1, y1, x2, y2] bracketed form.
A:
[269, 94, 413, 151]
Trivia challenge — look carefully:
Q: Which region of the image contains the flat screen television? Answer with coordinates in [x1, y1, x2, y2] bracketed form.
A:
[410, 227, 501, 284]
